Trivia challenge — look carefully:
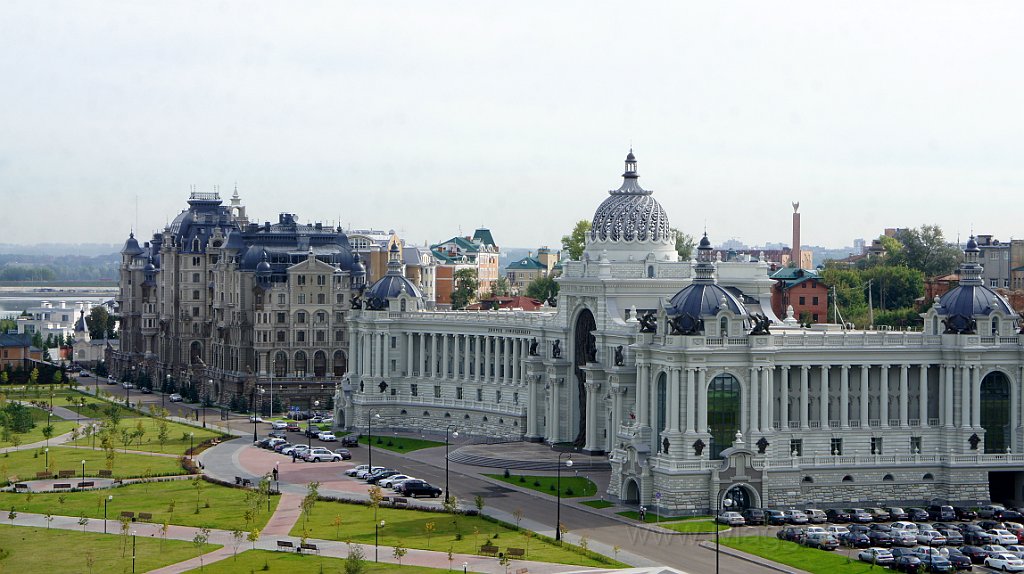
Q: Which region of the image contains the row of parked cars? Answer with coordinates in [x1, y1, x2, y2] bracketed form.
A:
[255, 436, 354, 462]
[343, 464, 443, 498]
[720, 505, 998, 528]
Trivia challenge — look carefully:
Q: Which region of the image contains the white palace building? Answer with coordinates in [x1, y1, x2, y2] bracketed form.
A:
[338, 151, 1024, 515]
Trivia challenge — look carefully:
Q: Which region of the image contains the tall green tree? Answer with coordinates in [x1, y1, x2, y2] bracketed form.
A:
[672, 228, 696, 261]
[86, 306, 110, 340]
[891, 225, 962, 277]
[488, 276, 511, 298]
[450, 268, 478, 310]
[525, 276, 559, 301]
[560, 220, 591, 261]
[862, 265, 924, 311]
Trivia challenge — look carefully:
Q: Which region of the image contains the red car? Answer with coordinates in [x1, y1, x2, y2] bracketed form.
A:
[285, 422, 301, 432]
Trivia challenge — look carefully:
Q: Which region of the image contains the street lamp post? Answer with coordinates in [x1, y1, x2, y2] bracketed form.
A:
[307, 400, 320, 448]
[81, 459, 86, 487]
[555, 451, 574, 541]
[103, 495, 113, 533]
[132, 530, 137, 573]
[375, 519, 385, 562]
[188, 432, 195, 461]
[43, 448, 48, 472]
[445, 425, 459, 504]
[204, 379, 211, 428]
[252, 386, 264, 443]
[368, 410, 381, 469]
[715, 494, 734, 574]
[163, 374, 170, 410]
[91, 423, 97, 450]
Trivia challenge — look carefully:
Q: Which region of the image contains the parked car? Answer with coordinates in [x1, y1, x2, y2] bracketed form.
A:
[866, 528, 894, 548]
[1002, 510, 1024, 521]
[741, 508, 765, 525]
[977, 520, 1004, 531]
[379, 474, 415, 489]
[716, 512, 746, 526]
[867, 507, 891, 522]
[892, 521, 920, 533]
[1005, 544, 1024, 559]
[333, 448, 352, 460]
[938, 529, 964, 546]
[893, 554, 923, 573]
[355, 466, 384, 479]
[340, 435, 360, 447]
[942, 548, 973, 571]
[121, 382, 134, 389]
[397, 480, 442, 498]
[777, 527, 804, 542]
[249, 415, 264, 423]
[268, 430, 287, 439]
[317, 432, 337, 442]
[366, 470, 400, 484]
[285, 422, 301, 432]
[309, 416, 324, 424]
[321, 417, 334, 425]
[803, 532, 839, 551]
[784, 509, 809, 524]
[281, 444, 309, 457]
[841, 530, 871, 548]
[981, 544, 1010, 557]
[847, 508, 874, 523]
[991, 529, 1021, 545]
[886, 507, 911, 521]
[764, 509, 788, 525]
[917, 554, 954, 573]
[928, 505, 956, 522]
[907, 508, 931, 521]
[916, 529, 947, 546]
[271, 420, 288, 430]
[961, 524, 995, 545]
[957, 545, 989, 564]
[978, 505, 1007, 519]
[804, 509, 828, 523]
[346, 464, 371, 477]
[825, 508, 851, 523]
[273, 442, 292, 453]
[985, 552, 1024, 572]
[139, 386, 152, 394]
[858, 547, 895, 566]
[303, 447, 341, 463]
[954, 507, 978, 521]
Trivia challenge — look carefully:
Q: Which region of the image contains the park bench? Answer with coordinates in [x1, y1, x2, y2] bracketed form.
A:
[515, 568, 529, 574]
[276, 540, 294, 551]
[77, 481, 94, 488]
[52, 483, 71, 489]
[480, 544, 499, 556]
[138, 513, 153, 522]
[35, 472, 50, 480]
[58, 470, 76, 479]
[234, 476, 254, 487]
[120, 511, 135, 521]
[98, 470, 112, 478]
[299, 543, 319, 554]
[507, 548, 525, 559]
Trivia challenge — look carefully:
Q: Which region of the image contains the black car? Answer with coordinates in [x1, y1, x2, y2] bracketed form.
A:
[917, 554, 954, 573]
[884, 507, 909, 521]
[741, 508, 765, 526]
[928, 505, 956, 521]
[397, 480, 442, 498]
[906, 507, 930, 521]
[826, 508, 851, 523]
[841, 531, 871, 548]
[953, 507, 978, 521]
[764, 509, 788, 526]
[957, 545, 988, 564]
[777, 527, 803, 542]
[959, 525, 994, 545]
[268, 430, 287, 439]
[866, 529, 893, 547]
[976, 520, 1002, 531]
[366, 470, 399, 484]
[999, 509, 1024, 521]
[893, 555, 923, 573]
[943, 549, 972, 571]
[340, 435, 360, 447]
[333, 448, 352, 460]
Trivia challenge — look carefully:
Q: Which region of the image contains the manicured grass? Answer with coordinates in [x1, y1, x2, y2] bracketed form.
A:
[67, 416, 225, 456]
[0, 524, 219, 573]
[0, 445, 186, 484]
[185, 549, 463, 573]
[0, 406, 78, 447]
[616, 510, 715, 524]
[359, 435, 444, 452]
[580, 499, 614, 509]
[721, 536, 878, 574]
[0, 385, 84, 402]
[0, 478, 279, 530]
[291, 500, 624, 567]
[484, 473, 597, 498]
[660, 520, 726, 533]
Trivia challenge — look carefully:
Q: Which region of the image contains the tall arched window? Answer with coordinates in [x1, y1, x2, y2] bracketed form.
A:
[720, 317, 729, 337]
[333, 351, 347, 377]
[313, 351, 327, 378]
[981, 371, 1011, 453]
[656, 372, 667, 434]
[992, 317, 1000, 336]
[295, 351, 307, 377]
[708, 373, 741, 459]
[274, 351, 287, 377]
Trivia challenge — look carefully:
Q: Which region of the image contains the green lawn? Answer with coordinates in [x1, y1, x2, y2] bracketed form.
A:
[580, 499, 614, 509]
[721, 536, 878, 574]
[359, 435, 444, 452]
[291, 500, 624, 567]
[0, 524, 219, 573]
[0, 478, 279, 530]
[661, 520, 726, 533]
[67, 416, 225, 456]
[0, 445, 186, 484]
[484, 473, 597, 498]
[185, 549, 464, 573]
[0, 385, 84, 402]
[0, 405, 79, 448]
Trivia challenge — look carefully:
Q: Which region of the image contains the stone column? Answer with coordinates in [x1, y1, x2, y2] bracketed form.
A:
[686, 368, 697, 434]
[899, 364, 909, 427]
[1011, 369, 1019, 453]
[840, 365, 850, 428]
[880, 365, 890, 428]
[697, 368, 708, 434]
[918, 365, 929, 427]
[800, 366, 809, 429]
[381, 332, 389, 379]
[504, 338, 513, 383]
[493, 337, 501, 383]
[944, 364, 955, 428]
[611, 384, 624, 435]
[406, 333, 414, 377]
[669, 368, 681, 432]
[971, 366, 982, 429]
[749, 367, 760, 433]
[960, 365, 970, 428]
[441, 334, 449, 379]
[549, 377, 560, 442]
[860, 365, 869, 428]
[762, 366, 773, 432]
[584, 380, 601, 453]
[474, 335, 483, 381]
[462, 335, 470, 381]
[511, 338, 519, 384]
[780, 366, 790, 430]
[819, 365, 829, 428]
[418, 334, 426, 378]
[484, 336, 491, 383]
[527, 375, 540, 438]
[361, 331, 371, 378]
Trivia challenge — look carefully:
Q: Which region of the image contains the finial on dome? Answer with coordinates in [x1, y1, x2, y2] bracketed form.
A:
[623, 149, 638, 178]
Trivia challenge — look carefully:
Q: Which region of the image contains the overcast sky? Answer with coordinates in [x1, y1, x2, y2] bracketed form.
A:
[2, 2, 1022, 251]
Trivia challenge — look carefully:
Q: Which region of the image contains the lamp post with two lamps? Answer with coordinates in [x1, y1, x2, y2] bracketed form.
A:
[444, 425, 458, 504]
[715, 492, 734, 574]
[555, 451, 574, 541]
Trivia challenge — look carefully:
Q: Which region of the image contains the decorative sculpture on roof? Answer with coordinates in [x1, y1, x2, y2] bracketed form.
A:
[378, 380, 389, 394]
[614, 345, 624, 366]
[547, 295, 558, 308]
[968, 433, 981, 451]
[638, 311, 658, 333]
[552, 340, 561, 359]
[692, 438, 705, 457]
[669, 313, 703, 336]
[365, 296, 388, 311]
[942, 314, 977, 335]
[749, 313, 773, 335]
[756, 437, 769, 454]
[350, 292, 363, 310]
[529, 338, 538, 356]
[662, 437, 670, 454]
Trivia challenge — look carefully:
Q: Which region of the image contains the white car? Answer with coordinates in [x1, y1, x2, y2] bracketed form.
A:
[321, 417, 334, 425]
[282, 444, 309, 456]
[783, 510, 809, 524]
[303, 447, 341, 463]
[715, 511, 745, 526]
[356, 466, 384, 479]
[916, 530, 946, 546]
[1006, 545, 1024, 559]
[805, 526, 827, 536]
[986, 552, 1024, 572]
[857, 548, 894, 565]
[317, 432, 337, 442]
[892, 530, 918, 546]
[983, 544, 1010, 556]
[271, 420, 288, 430]
[249, 415, 264, 423]
[379, 474, 414, 488]
[890, 521, 919, 533]
[991, 529, 1021, 545]
[346, 464, 370, 477]
[168, 393, 184, 402]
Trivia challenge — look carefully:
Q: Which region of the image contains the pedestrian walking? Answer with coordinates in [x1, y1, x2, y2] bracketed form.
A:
[639, 506, 646, 522]
[272, 467, 279, 481]
[291, 450, 297, 463]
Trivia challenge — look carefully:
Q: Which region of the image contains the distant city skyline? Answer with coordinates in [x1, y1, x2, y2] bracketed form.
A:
[2, 2, 1022, 249]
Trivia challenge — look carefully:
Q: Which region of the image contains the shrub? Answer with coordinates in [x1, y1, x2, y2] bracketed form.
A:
[503, 469, 510, 478]
[565, 487, 574, 496]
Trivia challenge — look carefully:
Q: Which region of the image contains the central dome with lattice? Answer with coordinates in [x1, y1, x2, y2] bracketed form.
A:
[590, 151, 671, 243]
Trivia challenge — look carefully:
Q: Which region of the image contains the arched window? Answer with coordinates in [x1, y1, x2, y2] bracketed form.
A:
[842, 475, 853, 482]
[802, 476, 814, 483]
[313, 351, 327, 378]
[295, 351, 307, 377]
[656, 372, 668, 433]
[882, 474, 894, 482]
[423, 411, 430, 416]
[332, 351, 347, 377]
[190, 341, 203, 364]
[923, 473, 934, 481]
[981, 371, 1011, 453]
[274, 351, 287, 377]
[647, 266, 655, 278]
[707, 373, 741, 459]
[992, 317, 1000, 336]
[720, 317, 729, 337]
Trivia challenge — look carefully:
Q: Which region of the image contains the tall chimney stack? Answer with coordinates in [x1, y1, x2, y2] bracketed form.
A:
[792, 202, 801, 268]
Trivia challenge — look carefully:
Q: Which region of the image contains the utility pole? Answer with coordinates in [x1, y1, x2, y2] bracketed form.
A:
[867, 278, 874, 328]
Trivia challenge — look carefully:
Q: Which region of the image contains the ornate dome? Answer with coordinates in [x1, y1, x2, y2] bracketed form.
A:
[121, 232, 144, 257]
[363, 247, 421, 309]
[935, 236, 1015, 332]
[590, 151, 671, 243]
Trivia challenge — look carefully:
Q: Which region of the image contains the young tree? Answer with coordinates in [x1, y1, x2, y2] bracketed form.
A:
[561, 220, 591, 261]
[393, 545, 407, 565]
[247, 527, 261, 550]
[488, 276, 511, 298]
[451, 268, 479, 310]
[230, 529, 244, 559]
[344, 543, 366, 574]
[672, 228, 696, 261]
[525, 276, 559, 302]
[301, 481, 320, 529]
[424, 520, 435, 547]
[192, 527, 211, 570]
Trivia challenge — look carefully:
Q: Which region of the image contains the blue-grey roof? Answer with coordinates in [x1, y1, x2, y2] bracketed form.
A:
[121, 233, 144, 256]
[937, 284, 1013, 318]
[666, 283, 746, 318]
[364, 273, 421, 304]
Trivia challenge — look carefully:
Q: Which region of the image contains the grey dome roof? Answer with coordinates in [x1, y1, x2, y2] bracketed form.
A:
[590, 151, 671, 243]
[667, 283, 747, 319]
[121, 233, 144, 256]
[937, 285, 1013, 318]
[224, 230, 245, 251]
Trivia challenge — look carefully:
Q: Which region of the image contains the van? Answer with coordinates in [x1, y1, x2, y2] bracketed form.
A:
[927, 505, 955, 521]
[804, 509, 828, 523]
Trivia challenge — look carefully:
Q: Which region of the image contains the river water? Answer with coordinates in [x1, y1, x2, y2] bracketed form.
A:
[0, 286, 117, 317]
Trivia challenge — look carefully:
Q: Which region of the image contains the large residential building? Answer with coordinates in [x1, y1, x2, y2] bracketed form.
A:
[339, 150, 1024, 516]
[431, 229, 500, 307]
[770, 267, 830, 324]
[505, 247, 559, 294]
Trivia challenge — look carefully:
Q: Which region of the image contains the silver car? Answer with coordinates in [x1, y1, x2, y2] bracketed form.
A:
[716, 511, 745, 526]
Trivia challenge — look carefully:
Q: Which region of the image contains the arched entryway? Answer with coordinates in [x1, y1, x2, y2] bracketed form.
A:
[708, 373, 741, 459]
[333, 351, 347, 377]
[189, 341, 203, 364]
[295, 351, 307, 377]
[313, 351, 327, 378]
[981, 371, 1011, 453]
[274, 351, 287, 377]
[622, 478, 640, 504]
[722, 484, 757, 511]
[572, 308, 597, 448]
